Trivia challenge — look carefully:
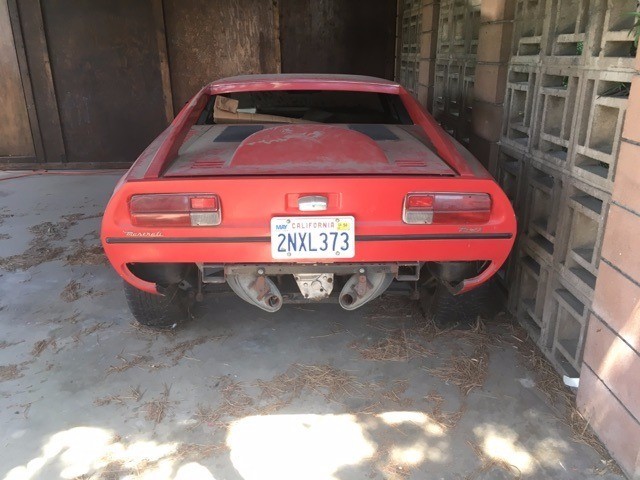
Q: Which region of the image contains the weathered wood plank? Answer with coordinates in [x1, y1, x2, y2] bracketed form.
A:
[279, 0, 397, 79]
[17, 0, 66, 163]
[41, 0, 169, 164]
[0, 0, 35, 157]
[163, 0, 280, 112]
[152, 0, 174, 123]
[7, 0, 44, 162]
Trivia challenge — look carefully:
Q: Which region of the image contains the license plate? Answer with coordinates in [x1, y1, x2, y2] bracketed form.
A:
[271, 216, 355, 259]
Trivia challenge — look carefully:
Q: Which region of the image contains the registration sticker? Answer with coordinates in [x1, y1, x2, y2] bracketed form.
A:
[271, 216, 355, 259]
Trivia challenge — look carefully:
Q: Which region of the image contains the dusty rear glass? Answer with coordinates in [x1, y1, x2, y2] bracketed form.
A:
[197, 90, 413, 125]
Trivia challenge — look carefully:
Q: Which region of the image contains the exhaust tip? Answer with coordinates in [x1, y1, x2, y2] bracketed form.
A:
[339, 293, 355, 309]
[267, 295, 282, 309]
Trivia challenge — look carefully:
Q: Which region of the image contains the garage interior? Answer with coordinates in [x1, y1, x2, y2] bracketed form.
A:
[1, 0, 639, 478]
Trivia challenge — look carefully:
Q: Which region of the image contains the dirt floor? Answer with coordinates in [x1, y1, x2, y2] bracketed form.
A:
[0, 173, 625, 480]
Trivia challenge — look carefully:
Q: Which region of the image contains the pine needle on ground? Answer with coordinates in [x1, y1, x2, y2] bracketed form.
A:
[351, 329, 433, 362]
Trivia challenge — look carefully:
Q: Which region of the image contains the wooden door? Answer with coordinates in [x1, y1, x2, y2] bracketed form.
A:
[0, 0, 35, 160]
[163, 0, 280, 112]
[41, 0, 171, 164]
[279, 0, 397, 79]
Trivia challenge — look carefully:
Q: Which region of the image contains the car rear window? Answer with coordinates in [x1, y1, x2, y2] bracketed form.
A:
[197, 90, 413, 125]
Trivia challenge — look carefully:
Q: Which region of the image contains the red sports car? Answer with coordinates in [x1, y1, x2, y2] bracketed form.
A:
[101, 74, 516, 327]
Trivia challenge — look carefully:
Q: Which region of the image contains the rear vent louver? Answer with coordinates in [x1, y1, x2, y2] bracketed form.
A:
[396, 159, 428, 167]
[195, 160, 225, 168]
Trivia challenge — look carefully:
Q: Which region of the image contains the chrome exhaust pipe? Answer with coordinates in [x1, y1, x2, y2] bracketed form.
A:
[338, 270, 394, 310]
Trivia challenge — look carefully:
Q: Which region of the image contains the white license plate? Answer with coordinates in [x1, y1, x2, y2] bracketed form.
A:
[271, 216, 355, 259]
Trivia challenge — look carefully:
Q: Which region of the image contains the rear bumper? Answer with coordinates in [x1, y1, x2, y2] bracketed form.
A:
[101, 175, 517, 295]
[102, 233, 514, 294]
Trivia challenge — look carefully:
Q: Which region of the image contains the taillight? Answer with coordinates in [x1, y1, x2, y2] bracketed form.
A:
[130, 194, 221, 227]
[403, 193, 491, 224]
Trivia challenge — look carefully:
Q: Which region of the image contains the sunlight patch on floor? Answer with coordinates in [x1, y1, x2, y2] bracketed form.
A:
[474, 424, 535, 475]
[3, 426, 214, 480]
[380, 410, 448, 464]
[227, 413, 374, 480]
[227, 411, 450, 480]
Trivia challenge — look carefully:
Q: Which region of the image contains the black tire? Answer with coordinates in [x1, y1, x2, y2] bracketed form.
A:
[420, 279, 502, 328]
[123, 281, 192, 328]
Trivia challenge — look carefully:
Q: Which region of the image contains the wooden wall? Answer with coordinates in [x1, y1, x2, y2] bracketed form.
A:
[41, 0, 171, 165]
[0, 0, 34, 159]
[0, 0, 397, 168]
[279, 0, 397, 79]
[163, 0, 280, 112]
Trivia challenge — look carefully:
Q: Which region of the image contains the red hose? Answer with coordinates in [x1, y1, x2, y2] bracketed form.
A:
[0, 169, 126, 182]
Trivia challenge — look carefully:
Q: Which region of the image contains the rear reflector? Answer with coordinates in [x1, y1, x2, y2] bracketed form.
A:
[406, 195, 434, 209]
[130, 194, 221, 227]
[190, 196, 218, 210]
[403, 193, 491, 224]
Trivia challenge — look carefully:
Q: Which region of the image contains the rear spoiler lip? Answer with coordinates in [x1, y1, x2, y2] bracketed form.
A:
[135, 82, 488, 181]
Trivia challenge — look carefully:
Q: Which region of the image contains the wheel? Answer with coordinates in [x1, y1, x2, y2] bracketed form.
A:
[420, 278, 502, 328]
[123, 281, 192, 328]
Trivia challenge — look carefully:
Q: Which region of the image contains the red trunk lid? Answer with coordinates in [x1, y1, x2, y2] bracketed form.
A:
[163, 124, 457, 177]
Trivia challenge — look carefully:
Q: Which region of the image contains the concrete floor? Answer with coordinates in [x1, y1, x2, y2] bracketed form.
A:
[0, 173, 624, 480]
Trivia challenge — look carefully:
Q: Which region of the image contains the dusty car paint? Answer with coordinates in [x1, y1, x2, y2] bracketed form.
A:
[101, 74, 516, 298]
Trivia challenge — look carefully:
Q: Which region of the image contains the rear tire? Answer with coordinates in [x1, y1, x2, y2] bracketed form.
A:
[420, 279, 501, 328]
[123, 282, 192, 328]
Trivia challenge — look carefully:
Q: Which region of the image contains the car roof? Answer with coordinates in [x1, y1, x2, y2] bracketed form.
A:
[208, 73, 401, 89]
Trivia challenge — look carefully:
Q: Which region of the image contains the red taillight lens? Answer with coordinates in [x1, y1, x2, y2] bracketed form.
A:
[190, 196, 218, 210]
[130, 194, 221, 227]
[131, 194, 190, 213]
[403, 193, 491, 224]
[406, 194, 434, 210]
